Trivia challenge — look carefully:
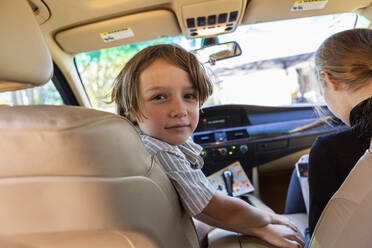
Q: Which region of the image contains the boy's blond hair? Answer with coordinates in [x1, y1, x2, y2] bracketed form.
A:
[111, 44, 213, 121]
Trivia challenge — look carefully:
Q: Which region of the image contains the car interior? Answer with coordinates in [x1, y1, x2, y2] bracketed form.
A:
[0, 0, 372, 247]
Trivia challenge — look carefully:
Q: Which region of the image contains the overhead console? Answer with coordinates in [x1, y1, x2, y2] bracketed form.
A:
[175, 0, 248, 38]
[192, 104, 346, 176]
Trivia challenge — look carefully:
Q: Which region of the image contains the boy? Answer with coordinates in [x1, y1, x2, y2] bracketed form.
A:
[112, 44, 304, 248]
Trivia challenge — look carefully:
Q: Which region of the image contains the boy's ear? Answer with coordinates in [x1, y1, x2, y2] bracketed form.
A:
[321, 71, 343, 91]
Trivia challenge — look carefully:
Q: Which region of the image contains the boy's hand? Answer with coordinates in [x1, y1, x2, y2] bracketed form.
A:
[270, 213, 298, 232]
[252, 224, 304, 248]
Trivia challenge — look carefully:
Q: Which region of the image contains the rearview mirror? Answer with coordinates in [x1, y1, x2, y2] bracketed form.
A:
[192, 41, 242, 64]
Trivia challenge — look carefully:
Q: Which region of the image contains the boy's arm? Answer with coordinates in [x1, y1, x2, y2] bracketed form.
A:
[199, 191, 270, 233]
[197, 191, 304, 247]
[199, 191, 296, 233]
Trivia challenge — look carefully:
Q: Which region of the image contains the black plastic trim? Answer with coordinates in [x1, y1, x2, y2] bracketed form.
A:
[73, 58, 92, 106]
[52, 63, 79, 106]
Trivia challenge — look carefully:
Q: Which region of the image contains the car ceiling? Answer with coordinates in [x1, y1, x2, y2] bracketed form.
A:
[25, 0, 372, 106]
[32, 0, 372, 54]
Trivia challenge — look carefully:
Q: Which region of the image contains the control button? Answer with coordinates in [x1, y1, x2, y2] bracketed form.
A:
[229, 11, 238, 22]
[214, 132, 226, 142]
[218, 147, 227, 156]
[186, 18, 195, 28]
[197, 16, 206, 26]
[228, 145, 237, 156]
[239, 145, 248, 154]
[200, 150, 207, 157]
[208, 15, 217, 25]
[218, 13, 227, 23]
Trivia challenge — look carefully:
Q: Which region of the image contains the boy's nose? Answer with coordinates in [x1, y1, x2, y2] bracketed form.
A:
[170, 99, 187, 118]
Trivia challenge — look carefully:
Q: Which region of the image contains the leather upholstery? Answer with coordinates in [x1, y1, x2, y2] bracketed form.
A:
[0, 105, 200, 247]
[286, 213, 308, 239]
[0, 0, 199, 246]
[309, 140, 372, 248]
[0, 105, 151, 177]
[0, 0, 52, 92]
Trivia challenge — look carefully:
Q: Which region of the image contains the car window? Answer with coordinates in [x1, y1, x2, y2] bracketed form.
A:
[0, 80, 64, 106]
[75, 13, 370, 113]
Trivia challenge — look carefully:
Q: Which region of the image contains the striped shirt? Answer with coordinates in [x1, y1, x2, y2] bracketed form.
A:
[140, 133, 216, 216]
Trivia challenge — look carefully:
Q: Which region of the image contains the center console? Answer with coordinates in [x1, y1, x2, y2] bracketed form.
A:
[193, 104, 345, 179]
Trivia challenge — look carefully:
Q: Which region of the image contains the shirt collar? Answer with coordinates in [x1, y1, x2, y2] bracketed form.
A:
[349, 97, 371, 126]
[137, 128, 204, 169]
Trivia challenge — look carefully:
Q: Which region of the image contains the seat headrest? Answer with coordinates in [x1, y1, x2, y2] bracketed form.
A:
[0, 105, 152, 177]
[0, 0, 53, 92]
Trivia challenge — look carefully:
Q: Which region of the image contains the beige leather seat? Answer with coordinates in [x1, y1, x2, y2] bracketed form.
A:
[309, 140, 372, 248]
[0, 1, 199, 247]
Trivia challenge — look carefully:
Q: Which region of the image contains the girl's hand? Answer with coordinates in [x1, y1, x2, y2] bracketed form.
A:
[270, 213, 298, 232]
[252, 224, 304, 248]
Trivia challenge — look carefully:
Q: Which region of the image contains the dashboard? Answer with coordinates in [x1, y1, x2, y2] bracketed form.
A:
[192, 104, 346, 176]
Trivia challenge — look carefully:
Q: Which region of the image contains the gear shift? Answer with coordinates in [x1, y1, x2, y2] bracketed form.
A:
[222, 170, 234, 196]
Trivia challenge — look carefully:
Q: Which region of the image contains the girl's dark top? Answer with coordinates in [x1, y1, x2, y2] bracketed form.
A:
[308, 98, 372, 235]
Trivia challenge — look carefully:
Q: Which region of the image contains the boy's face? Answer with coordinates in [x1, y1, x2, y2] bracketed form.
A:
[135, 59, 200, 145]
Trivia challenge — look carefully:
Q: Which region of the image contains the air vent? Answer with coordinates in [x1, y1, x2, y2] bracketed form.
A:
[226, 129, 249, 140]
[194, 133, 215, 144]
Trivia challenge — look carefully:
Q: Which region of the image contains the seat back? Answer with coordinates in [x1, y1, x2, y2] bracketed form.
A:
[309, 139, 372, 248]
[0, 105, 199, 247]
[0, 1, 199, 247]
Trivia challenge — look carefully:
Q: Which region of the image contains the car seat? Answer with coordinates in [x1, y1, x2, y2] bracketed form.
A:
[0, 0, 199, 247]
[309, 139, 372, 248]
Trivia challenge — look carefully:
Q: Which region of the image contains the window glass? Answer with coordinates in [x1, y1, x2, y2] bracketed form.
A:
[75, 13, 370, 112]
[0, 80, 64, 106]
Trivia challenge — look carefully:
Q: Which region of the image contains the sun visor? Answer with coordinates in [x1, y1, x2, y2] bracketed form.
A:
[55, 10, 181, 54]
[242, 0, 372, 24]
[0, 0, 53, 93]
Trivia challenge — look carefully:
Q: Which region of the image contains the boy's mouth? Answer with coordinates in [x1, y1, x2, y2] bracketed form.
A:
[165, 124, 191, 129]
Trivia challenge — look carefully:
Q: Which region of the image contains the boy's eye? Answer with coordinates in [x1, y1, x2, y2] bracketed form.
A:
[184, 93, 198, 100]
[151, 94, 166, 101]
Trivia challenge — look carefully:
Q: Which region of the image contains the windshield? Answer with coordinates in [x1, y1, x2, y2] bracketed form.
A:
[75, 13, 370, 112]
